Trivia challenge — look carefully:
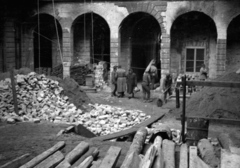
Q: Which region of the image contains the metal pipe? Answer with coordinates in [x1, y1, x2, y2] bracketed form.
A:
[181, 75, 186, 143]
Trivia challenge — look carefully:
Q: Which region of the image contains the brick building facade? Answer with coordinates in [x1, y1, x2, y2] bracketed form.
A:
[0, 0, 240, 80]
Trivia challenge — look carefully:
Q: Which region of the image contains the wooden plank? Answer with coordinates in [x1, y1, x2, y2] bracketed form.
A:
[99, 146, 121, 168]
[34, 151, 64, 168]
[90, 160, 102, 168]
[221, 149, 240, 168]
[189, 146, 197, 168]
[91, 111, 167, 141]
[120, 127, 148, 168]
[75, 156, 93, 168]
[19, 141, 65, 168]
[55, 160, 71, 168]
[72, 147, 99, 168]
[0, 154, 30, 168]
[177, 81, 240, 88]
[162, 140, 175, 168]
[152, 136, 163, 168]
[65, 141, 89, 164]
[140, 145, 157, 168]
[179, 144, 188, 168]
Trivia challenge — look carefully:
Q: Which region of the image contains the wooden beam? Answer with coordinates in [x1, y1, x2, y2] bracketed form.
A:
[177, 81, 240, 88]
[34, 151, 64, 168]
[0, 154, 30, 168]
[179, 144, 188, 168]
[19, 141, 65, 168]
[99, 146, 121, 168]
[120, 127, 148, 168]
[65, 141, 89, 164]
[162, 140, 175, 168]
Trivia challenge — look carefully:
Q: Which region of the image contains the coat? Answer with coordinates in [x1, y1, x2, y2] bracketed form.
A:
[127, 72, 137, 94]
[116, 68, 127, 92]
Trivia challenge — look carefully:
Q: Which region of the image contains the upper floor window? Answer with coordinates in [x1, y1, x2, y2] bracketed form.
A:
[186, 48, 205, 72]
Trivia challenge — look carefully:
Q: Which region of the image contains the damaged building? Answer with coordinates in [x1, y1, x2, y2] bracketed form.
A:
[0, 0, 240, 81]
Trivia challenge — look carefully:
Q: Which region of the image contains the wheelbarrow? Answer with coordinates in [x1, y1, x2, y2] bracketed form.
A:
[156, 87, 170, 107]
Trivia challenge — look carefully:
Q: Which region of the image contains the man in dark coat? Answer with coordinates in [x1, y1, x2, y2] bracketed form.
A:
[116, 65, 127, 97]
[126, 68, 137, 99]
[111, 65, 118, 97]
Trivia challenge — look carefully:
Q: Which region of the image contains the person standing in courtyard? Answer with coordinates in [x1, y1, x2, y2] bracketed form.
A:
[111, 65, 118, 97]
[126, 68, 137, 99]
[116, 65, 127, 98]
[141, 71, 151, 102]
[199, 64, 208, 81]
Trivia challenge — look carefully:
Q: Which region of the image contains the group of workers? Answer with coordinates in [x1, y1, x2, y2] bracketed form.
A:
[111, 65, 137, 99]
[110, 59, 173, 102]
[110, 60, 208, 103]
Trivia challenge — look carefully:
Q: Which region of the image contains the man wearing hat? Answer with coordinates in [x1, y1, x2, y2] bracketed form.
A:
[111, 65, 118, 97]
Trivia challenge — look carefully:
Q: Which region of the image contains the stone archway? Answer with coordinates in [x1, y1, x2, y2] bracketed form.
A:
[170, 11, 217, 79]
[119, 12, 161, 81]
[72, 12, 110, 68]
[22, 13, 62, 71]
[227, 14, 240, 67]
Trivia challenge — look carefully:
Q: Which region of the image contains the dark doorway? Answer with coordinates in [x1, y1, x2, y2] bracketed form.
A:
[119, 12, 161, 81]
[72, 13, 110, 68]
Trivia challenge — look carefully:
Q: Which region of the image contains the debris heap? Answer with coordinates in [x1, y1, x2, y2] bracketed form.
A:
[0, 71, 150, 136]
[81, 104, 150, 136]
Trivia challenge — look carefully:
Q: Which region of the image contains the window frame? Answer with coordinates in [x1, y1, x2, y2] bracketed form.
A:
[185, 47, 205, 73]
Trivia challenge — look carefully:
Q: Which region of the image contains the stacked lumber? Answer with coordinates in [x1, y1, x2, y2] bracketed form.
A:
[51, 64, 63, 79]
[70, 65, 93, 86]
[35, 67, 52, 76]
[4, 127, 239, 168]
[51, 64, 93, 86]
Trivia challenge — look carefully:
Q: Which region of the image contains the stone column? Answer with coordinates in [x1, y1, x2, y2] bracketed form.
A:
[62, 28, 71, 78]
[110, 37, 119, 68]
[161, 33, 170, 75]
[216, 39, 226, 76]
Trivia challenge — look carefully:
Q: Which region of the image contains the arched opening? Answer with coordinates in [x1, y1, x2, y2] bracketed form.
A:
[170, 11, 217, 78]
[227, 15, 240, 67]
[33, 14, 62, 71]
[119, 12, 161, 81]
[72, 13, 110, 68]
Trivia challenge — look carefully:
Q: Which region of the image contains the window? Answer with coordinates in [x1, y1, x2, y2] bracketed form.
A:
[186, 48, 205, 72]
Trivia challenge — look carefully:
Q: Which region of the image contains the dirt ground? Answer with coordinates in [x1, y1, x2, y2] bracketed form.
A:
[0, 87, 180, 167]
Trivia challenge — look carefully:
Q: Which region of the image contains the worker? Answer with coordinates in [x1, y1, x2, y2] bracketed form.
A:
[149, 59, 158, 90]
[116, 65, 127, 98]
[111, 65, 118, 97]
[126, 68, 137, 99]
[199, 64, 208, 81]
[142, 71, 151, 102]
[160, 73, 172, 103]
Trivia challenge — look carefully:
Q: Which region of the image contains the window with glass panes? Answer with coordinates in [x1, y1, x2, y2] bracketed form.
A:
[186, 48, 205, 72]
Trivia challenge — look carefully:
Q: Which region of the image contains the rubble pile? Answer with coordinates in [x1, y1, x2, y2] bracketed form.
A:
[0, 72, 150, 136]
[81, 104, 151, 136]
[0, 72, 82, 123]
